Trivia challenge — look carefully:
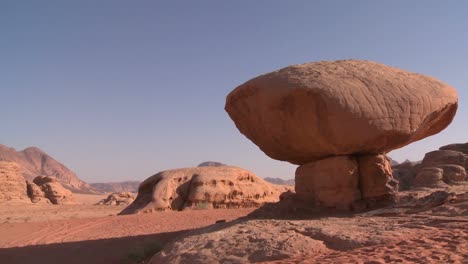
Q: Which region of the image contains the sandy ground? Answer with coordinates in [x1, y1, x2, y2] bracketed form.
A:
[0, 194, 122, 223]
[0, 194, 254, 264]
[1, 190, 467, 264]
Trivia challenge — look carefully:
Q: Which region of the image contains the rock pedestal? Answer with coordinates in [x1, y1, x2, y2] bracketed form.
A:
[295, 156, 360, 208]
[295, 154, 398, 209]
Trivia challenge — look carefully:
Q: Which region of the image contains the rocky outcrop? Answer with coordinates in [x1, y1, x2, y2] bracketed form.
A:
[90, 181, 141, 193]
[26, 180, 49, 203]
[120, 166, 290, 214]
[96, 192, 135, 205]
[0, 144, 94, 193]
[392, 161, 422, 190]
[32, 176, 74, 204]
[413, 168, 447, 188]
[197, 161, 227, 167]
[0, 161, 29, 202]
[226, 60, 457, 209]
[439, 142, 468, 155]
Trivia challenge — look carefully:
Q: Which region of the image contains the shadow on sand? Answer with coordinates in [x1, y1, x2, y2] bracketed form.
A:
[0, 230, 189, 264]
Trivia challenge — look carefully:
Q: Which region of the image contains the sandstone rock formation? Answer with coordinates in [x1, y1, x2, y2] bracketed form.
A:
[413, 167, 447, 188]
[392, 161, 422, 190]
[295, 156, 361, 208]
[90, 181, 141, 193]
[0, 161, 29, 202]
[32, 175, 74, 204]
[197, 161, 227, 167]
[26, 180, 49, 203]
[0, 144, 94, 193]
[96, 192, 135, 205]
[120, 166, 290, 214]
[440, 142, 468, 155]
[226, 60, 458, 208]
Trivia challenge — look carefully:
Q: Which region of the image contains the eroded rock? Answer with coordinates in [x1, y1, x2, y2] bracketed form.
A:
[96, 192, 135, 205]
[0, 161, 29, 203]
[295, 156, 360, 208]
[226, 59, 458, 209]
[120, 166, 290, 214]
[413, 168, 447, 188]
[33, 175, 74, 204]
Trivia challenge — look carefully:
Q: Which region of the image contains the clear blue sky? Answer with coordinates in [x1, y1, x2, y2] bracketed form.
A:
[1, 1, 467, 182]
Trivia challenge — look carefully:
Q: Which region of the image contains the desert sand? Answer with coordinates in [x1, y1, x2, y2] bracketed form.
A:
[0, 193, 255, 263]
[1, 187, 467, 264]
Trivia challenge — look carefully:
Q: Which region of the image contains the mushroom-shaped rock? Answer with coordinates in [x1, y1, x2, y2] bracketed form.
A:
[120, 166, 290, 214]
[225, 60, 458, 164]
[226, 60, 458, 209]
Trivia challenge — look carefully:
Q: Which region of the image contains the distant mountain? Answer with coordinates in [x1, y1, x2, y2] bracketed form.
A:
[264, 177, 295, 186]
[90, 181, 141, 193]
[197, 161, 227, 167]
[0, 144, 96, 193]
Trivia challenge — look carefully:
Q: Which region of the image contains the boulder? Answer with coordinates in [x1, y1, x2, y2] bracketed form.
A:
[295, 156, 361, 208]
[0, 161, 29, 202]
[421, 150, 467, 168]
[437, 164, 466, 183]
[33, 175, 74, 204]
[439, 142, 468, 155]
[413, 167, 447, 188]
[120, 166, 290, 214]
[225, 60, 458, 165]
[96, 192, 135, 205]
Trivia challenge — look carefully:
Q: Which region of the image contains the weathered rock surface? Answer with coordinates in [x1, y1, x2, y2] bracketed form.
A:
[295, 156, 361, 208]
[90, 181, 141, 193]
[440, 142, 468, 155]
[392, 161, 422, 190]
[421, 150, 467, 169]
[0, 161, 29, 202]
[26, 180, 49, 203]
[413, 167, 447, 188]
[225, 60, 458, 165]
[96, 192, 135, 205]
[438, 164, 467, 183]
[197, 161, 227, 167]
[0, 144, 94, 193]
[120, 166, 290, 214]
[151, 186, 468, 264]
[33, 176, 74, 204]
[358, 154, 398, 204]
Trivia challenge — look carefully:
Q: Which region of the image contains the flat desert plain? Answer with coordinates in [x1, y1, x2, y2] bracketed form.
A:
[0, 194, 254, 264]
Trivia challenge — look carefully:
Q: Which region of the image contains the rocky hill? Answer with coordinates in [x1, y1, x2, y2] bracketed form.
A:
[90, 181, 141, 193]
[0, 144, 95, 193]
